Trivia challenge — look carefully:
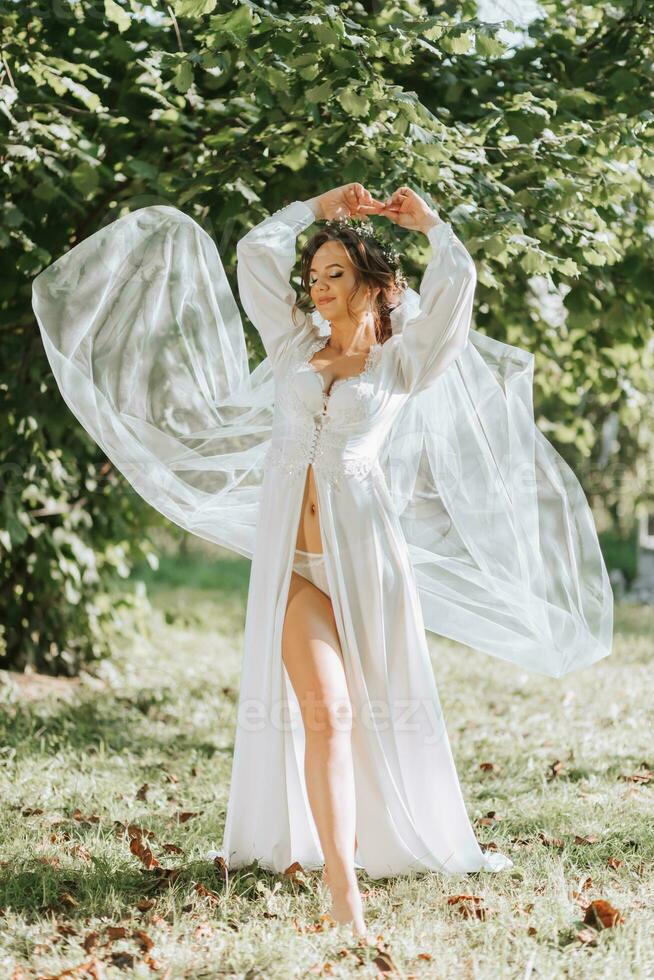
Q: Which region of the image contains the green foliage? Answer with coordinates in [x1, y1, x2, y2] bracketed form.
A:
[0, 0, 652, 672]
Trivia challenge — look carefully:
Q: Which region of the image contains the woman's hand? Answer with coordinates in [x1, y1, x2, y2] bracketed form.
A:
[310, 183, 386, 221]
[375, 186, 441, 234]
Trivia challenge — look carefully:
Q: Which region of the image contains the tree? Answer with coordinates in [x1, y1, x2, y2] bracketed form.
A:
[1, 0, 652, 671]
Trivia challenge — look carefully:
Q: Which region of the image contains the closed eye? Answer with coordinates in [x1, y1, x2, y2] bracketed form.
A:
[309, 272, 343, 286]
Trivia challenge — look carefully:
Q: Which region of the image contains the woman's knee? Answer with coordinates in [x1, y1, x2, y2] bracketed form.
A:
[301, 693, 353, 742]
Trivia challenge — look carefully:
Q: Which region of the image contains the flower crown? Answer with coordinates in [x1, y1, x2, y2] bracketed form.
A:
[323, 214, 408, 290]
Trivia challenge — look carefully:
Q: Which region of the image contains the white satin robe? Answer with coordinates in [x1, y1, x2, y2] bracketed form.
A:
[217, 200, 512, 878]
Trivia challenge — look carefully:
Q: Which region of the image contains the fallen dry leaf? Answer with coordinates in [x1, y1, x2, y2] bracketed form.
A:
[57, 892, 80, 908]
[213, 855, 228, 882]
[137, 898, 156, 912]
[537, 832, 565, 848]
[373, 948, 400, 974]
[72, 809, 100, 825]
[129, 835, 160, 871]
[82, 931, 100, 952]
[162, 843, 184, 855]
[584, 899, 624, 929]
[574, 834, 599, 845]
[283, 861, 309, 885]
[176, 811, 200, 823]
[106, 926, 128, 942]
[133, 929, 154, 952]
[607, 856, 623, 870]
[136, 784, 149, 801]
[194, 883, 221, 906]
[479, 762, 500, 772]
[621, 768, 653, 785]
[69, 843, 92, 863]
[446, 894, 492, 921]
[475, 810, 501, 827]
[548, 760, 566, 779]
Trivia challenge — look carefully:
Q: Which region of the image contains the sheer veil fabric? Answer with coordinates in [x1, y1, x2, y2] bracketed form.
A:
[32, 201, 613, 680]
[31, 199, 614, 879]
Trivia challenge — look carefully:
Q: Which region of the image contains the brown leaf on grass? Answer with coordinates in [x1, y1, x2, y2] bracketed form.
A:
[417, 952, 433, 961]
[574, 834, 599, 845]
[213, 855, 228, 882]
[512, 903, 534, 916]
[305, 912, 338, 933]
[607, 856, 623, 870]
[56, 923, 79, 938]
[38, 958, 106, 979]
[137, 898, 156, 912]
[114, 821, 156, 841]
[373, 948, 400, 974]
[50, 831, 72, 844]
[106, 926, 128, 941]
[176, 811, 200, 823]
[283, 861, 308, 885]
[162, 770, 179, 784]
[475, 810, 501, 827]
[446, 894, 492, 921]
[537, 832, 565, 848]
[136, 784, 149, 801]
[151, 867, 182, 889]
[194, 883, 221, 906]
[129, 835, 160, 870]
[162, 843, 184, 855]
[133, 929, 154, 952]
[57, 891, 80, 908]
[584, 899, 625, 929]
[72, 809, 100, 825]
[527, 926, 538, 936]
[69, 843, 92, 863]
[37, 856, 61, 868]
[143, 955, 163, 972]
[82, 931, 100, 952]
[548, 760, 566, 779]
[571, 875, 594, 907]
[22, 807, 44, 816]
[621, 767, 653, 784]
[479, 762, 500, 772]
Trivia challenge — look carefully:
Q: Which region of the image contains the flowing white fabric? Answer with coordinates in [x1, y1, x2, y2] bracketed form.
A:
[32, 198, 613, 878]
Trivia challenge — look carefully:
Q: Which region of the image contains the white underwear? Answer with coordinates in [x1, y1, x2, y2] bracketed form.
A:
[293, 547, 330, 598]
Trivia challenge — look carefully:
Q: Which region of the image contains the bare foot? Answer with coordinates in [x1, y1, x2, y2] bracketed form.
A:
[322, 874, 366, 936]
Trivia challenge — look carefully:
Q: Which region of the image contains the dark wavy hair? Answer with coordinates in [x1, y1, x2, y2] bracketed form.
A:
[291, 224, 407, 345]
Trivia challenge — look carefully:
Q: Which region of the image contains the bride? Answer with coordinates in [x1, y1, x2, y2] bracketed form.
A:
[32, 181, 613, 938]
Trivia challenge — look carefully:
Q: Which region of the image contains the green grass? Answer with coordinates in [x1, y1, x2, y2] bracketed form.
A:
[0, 561, 653, 978]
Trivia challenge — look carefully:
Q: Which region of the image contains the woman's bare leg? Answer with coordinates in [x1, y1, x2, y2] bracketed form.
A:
[283, 571, 365, 934]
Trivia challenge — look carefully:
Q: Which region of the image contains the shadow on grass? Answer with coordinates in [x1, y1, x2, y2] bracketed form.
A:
[0, 689, 232, 761]
[0, 858, 323, 918]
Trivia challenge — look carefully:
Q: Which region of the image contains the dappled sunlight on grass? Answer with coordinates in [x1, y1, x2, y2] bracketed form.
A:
[0, 587, 652, 977]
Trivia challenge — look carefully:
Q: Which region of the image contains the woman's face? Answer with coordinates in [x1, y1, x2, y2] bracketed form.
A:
[309, 240, 372, 323]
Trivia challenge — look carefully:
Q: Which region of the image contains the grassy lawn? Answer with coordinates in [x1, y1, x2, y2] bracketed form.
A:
[1, 549, 652, 978]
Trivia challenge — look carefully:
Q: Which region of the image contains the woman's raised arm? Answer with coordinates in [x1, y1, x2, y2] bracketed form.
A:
[396, 220, 476, 396]
[236, 200, 318, 368]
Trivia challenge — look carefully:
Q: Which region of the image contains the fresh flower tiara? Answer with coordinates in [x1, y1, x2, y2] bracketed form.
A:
[323, 214, 407, 289]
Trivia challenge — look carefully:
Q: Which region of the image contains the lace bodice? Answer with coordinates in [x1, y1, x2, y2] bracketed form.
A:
[264, 331, 393, 490]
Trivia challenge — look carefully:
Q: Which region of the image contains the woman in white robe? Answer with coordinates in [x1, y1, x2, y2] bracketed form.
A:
[31, 181, 613, 937]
